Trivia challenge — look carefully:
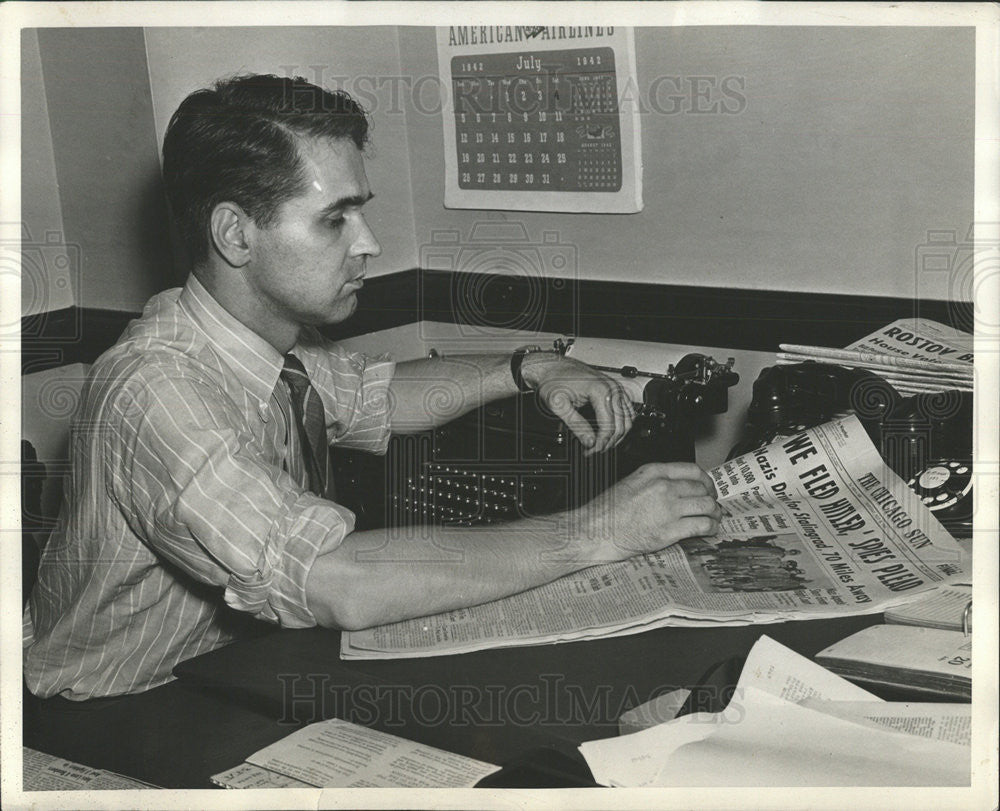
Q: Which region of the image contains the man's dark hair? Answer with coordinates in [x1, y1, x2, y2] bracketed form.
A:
[162, 74, 370, 265]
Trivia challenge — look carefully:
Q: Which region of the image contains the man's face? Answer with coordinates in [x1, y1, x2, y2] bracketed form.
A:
[246, 137, 381, 331]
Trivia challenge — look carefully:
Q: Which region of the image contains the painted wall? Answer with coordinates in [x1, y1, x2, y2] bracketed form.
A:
[23, 25, 974, 320]
[400, 26, 974, 301]
[143, 26, 419, 284]
[20, 29, 73, 316]
[35, 28, 177, 312]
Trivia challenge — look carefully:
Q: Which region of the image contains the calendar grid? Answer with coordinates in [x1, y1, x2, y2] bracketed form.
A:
[452, 48, 624, 193]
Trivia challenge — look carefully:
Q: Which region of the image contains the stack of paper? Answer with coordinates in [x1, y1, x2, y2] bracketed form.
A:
[578, 636, 971, 787]
[884, 582, 972, 632]
[816, 624, 972, 700]
[777, 318, 973, 396]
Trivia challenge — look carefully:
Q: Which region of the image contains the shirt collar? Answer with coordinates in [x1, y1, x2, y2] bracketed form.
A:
[178, 274, 285, 405]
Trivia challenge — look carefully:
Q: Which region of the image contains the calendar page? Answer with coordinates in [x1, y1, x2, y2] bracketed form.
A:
[437, 26, 642, 212]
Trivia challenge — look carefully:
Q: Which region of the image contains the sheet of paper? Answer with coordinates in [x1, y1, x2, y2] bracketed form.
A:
[246, 718, 499, 788]
[22, 747, 158, 790]
[579, 711, 720, 787]
[798, 699, 972, 746]
[618, 688, 691, 734]
[210, 761, 313, 789]
[652, 687, 969, 787]
[736, 634, 881, 702]
[579, 636, 879, 786]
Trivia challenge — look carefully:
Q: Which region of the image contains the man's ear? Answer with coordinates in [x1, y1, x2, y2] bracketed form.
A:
[209, 203, 252, 268]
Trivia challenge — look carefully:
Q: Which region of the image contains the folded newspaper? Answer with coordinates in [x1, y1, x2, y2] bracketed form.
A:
[777, 318, 973, 395]
[341, 415, 968, 660]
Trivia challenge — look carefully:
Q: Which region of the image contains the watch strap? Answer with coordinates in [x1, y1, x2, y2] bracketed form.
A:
[510, 346, 542, 392]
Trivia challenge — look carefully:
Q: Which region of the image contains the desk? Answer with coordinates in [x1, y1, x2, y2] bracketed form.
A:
[170, 613, 883, 784]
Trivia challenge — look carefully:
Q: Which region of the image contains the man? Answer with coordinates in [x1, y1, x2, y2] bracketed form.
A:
[25, 75, 721, 702]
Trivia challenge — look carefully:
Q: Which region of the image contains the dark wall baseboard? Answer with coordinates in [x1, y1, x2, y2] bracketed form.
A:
[402, 270, 969, 353]
[22, 270, 970, 375]
[18, 272, 422, 375]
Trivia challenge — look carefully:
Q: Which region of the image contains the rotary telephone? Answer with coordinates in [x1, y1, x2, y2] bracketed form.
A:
[333, 345, 738, 531]
[728, 362, 973, 535]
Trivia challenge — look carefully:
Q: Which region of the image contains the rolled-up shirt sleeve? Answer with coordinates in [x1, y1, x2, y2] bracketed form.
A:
[298, 333, 395, 453]
[106, 364, 350, 627]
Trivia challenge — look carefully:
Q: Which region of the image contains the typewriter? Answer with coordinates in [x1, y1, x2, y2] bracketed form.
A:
[332, 343, 738, 531]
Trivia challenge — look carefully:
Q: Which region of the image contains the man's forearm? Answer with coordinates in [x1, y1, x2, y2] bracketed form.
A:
[387, 351, 633, 456]
[305, 516, 605, 631]
[304, 461, 722, 631]
[388, 354, 516, 432]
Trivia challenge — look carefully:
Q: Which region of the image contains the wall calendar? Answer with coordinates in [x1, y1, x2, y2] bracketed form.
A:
[437, 26, 642, 213]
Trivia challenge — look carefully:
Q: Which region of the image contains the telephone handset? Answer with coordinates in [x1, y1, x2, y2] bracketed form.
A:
[727, 362, 898, 457]
[729, 362, 972, 535]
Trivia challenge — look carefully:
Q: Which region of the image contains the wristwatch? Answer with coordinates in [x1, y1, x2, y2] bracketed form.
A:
[510, 345, 544, 392]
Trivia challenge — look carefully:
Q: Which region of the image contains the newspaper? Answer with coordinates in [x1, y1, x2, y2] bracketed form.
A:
[843, 318, 974, 366]
[341, 415, 967, 659]
[23, 747, 159, 790]
[777, 318, 973, 396]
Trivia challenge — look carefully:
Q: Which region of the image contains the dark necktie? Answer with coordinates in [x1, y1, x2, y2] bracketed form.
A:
[280, 353, 329, 498]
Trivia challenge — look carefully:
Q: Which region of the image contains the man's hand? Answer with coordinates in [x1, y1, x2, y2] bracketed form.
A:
[520, 354, 634, 455]
[577, 462, 722, 563]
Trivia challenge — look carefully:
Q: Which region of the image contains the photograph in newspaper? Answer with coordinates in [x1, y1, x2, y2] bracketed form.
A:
[342, 416, 968, 659]
[680, 534, 831, 594]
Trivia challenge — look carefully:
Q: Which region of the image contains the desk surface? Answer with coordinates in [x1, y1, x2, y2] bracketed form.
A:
[171, 613, 884, 783]
[25, 611, 884, 788]
[24, 679, 291, 790]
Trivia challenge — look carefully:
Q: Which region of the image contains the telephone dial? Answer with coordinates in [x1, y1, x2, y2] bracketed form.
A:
[332, 345, 738, 531]
[728, 362, 973, 535]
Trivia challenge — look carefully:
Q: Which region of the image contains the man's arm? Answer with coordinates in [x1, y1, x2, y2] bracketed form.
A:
[305, 462, 721, 630]
[389, 352, 634, 455]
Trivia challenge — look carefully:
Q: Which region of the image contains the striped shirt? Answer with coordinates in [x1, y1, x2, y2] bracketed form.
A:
[24, 275, 394, 700]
